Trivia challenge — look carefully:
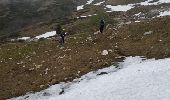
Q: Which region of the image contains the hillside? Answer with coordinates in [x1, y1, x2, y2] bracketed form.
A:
[0, 0, 170, 99]
[0, 0, 76, 40]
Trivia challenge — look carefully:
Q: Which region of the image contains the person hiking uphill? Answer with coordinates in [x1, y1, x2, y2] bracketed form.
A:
[60, 31, 66, 45]
[99, 19, 105, 33]
[55, 24, 65, 46]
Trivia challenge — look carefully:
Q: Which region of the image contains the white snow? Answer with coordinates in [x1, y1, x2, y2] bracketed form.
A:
[139, 0, 158, 5]
[105, 0, 170, 12]
[80, 16, 87, 18]
[77, 0, 170, 11]
[17, 37, 30, 41]
[158, 10, 170, 17]
[134, 12, 142, 16]
[35, 31, 56, 39]
[139, 0, 170, 5]
[77, 0, 94, 11]
[135, 21, 141, 23]
[86, 0, 94, 5]
[94, 1, 105, 6]
[106, 4, 134, 12]
[10, 56, 170, 100]
[158, 0, 170, 3]
[77, 5, 84, 10]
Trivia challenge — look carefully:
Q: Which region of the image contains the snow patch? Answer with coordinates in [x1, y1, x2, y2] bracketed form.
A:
[94, 1, 105, 6]
[135, 21, 141, 23]
[17, 37, 30, 41]
[77, 0, 94, 11]
[105, 0, 170, 12]
[106, 4, 134, 12]
[158, 0, 170, 3]
[139, 0, 170, 6]
[158, 10, 170, 17]
[86, 0, 94, 5]
[134, 12, 142, 16]
[35, 31, 56, 39]
[80, 16, 87, 18]
[77, 5, 84, 10]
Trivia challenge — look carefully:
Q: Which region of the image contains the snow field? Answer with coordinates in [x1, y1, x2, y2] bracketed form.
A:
[10, 56, 170, 100]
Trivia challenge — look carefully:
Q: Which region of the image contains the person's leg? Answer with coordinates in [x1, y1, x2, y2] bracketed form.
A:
[100, 26, 104, 33]
[62, 36, 64, 44]
[100, 26, 102, 33]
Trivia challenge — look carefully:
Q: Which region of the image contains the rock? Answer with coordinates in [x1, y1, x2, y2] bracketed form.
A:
[43, 92, 51, 96]
[97, 72, 108, 75]
[101, 50, 109, 55]
[40, 85, 45, 88]
[50, 79, 57, 84]
[144, 31, 153, 35]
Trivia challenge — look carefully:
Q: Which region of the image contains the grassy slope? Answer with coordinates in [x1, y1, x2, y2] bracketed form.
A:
[0, 12, 120, 99]
[1, 1, 170, 99]
[116, 16, 170, 59]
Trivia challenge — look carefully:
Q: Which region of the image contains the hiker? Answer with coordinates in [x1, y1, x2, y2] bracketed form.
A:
[55, 25, 65, 45]
[56, 24, 62, 35]
[99, 19, 105, 33]
[60, 31, 66, 45]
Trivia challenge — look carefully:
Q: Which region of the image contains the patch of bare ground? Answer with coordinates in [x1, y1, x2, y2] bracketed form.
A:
[116, 16, 170, 59]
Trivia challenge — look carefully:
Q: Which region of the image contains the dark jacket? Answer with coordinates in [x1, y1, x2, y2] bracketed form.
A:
[100, 19, 105, 27]
[56, 25, 62, 35]
[60, 31, 65, 37]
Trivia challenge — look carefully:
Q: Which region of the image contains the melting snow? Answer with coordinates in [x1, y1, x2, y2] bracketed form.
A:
[105, 0, 170, 12]
[94, 1, 105, 6]
[159, 0, 170, 3]
[35, 31, 56, 39]
[139, 0, 158, 5]
[80, 16, 87, 18]
[17, 37, 30, 41]
[135, 21, 141, 23]
[77, 0, 94, 11]
[134, 12, 142, 16]
[158, 10, 170, 17]
[139, 0, 170, 5]
[106, 4, 134, 12]
[77, 5, 84, 10]
[86, 0, 94, 5]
